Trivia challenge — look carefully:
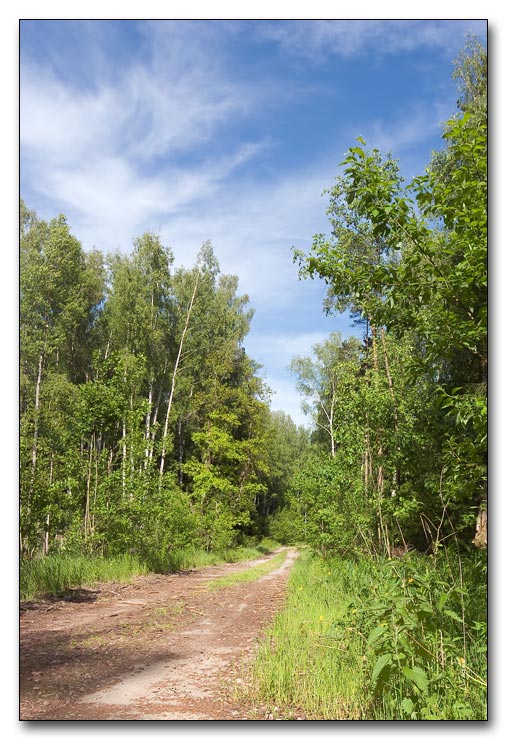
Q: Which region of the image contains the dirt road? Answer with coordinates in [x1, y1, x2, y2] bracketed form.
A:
[20, 548, 298, 720]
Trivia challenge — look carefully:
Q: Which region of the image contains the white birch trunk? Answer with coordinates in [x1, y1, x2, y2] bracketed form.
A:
[159, 269, 200, 485]
[28, 350, 45, 513]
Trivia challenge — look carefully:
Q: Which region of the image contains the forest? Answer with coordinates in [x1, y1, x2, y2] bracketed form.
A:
[20, 38, 487, 720]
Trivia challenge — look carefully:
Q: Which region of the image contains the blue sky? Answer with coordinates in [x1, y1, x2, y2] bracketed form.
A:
[20, 19, 487, 426]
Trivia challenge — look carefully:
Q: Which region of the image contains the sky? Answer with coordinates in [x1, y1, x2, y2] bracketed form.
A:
[19, 18, 487, 426]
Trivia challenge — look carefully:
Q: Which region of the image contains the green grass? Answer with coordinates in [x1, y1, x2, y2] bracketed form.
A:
[249, 549, 487, 720]
[250, 549, 365, 719]
[20, 553, 148, 600]
[159, 539, 279, 573]
[207, 550, 287, 590]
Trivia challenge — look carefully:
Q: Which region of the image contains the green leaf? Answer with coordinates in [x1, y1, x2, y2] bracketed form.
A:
[444, 608, 462, 623]
[371, 653, 393, 688]
[437, 592, 449, 610]
[401, 697, 414, 716]
[402, 665, 429, 693]
[367, 624, 389, 648]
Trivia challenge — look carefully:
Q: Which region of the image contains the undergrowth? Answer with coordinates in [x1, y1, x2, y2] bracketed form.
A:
[250, 548, 487, 720]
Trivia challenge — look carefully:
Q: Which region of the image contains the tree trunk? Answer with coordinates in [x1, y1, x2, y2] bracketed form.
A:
[44, 514, 50, 557]
[379, 328, 399, 432]
[473, 492, 487, 548]
[28, 350, 45, 513]
[148, 363, 167, 464]
[84, 434, 94, 540]
[43, 453, 54, 556]
[177, 416, 185, 485]
[159, 268, 200, 485]
[122, 418, 127, 499]
[144, 382, 153, 469]
[328, 388, 336, 458]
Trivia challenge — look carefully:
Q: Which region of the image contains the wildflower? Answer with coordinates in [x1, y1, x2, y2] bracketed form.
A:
[458, 657, 466, 666]
[352, 609, 357, 614]
[319, 615, 324, 622]
[408, 577, 414, 584]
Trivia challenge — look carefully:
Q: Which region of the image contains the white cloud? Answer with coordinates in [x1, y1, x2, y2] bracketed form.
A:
[247, 331, 329, 363]
[20, 21, 265, 244]
[21, 37, 268, 252]
[257, 19, 486, 61]
[21, 18, 465, 425]
[156, 163, 336, 304]
[20, 65, 119, 165]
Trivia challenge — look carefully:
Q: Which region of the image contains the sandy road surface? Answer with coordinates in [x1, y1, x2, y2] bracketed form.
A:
[20, 548, 298, 720]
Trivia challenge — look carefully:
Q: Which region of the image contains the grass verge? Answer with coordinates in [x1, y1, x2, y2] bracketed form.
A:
[20, 553, 147, 601]
[249, 548, 487, 720]
[249, 549, 365, 719]
[158, 538, 280, 573]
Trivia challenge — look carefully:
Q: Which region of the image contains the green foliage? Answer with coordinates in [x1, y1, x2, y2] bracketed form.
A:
[251, 550, 486, 720]
[267, 507, 305, 545]
[20, 201, 299, 568]
[336, 550, 486, 719]
[289, 38, 487, 557]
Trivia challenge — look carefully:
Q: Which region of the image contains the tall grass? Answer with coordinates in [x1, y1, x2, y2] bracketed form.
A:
[251, 550, 366, 719]
[144, 538, 280, 573]
[250, 548, 487, 720]
[20, 554, 147, 600]
[20, 538, 281, 601]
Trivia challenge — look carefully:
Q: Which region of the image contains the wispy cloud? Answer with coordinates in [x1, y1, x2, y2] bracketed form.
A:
[20, 21, 267, 248]
[21, 19, 473, 426]
[352, 100, 454, 157]
[21, 21, 259, 164]
[155, 163, 336, 304]
[257, 19, 486, 61]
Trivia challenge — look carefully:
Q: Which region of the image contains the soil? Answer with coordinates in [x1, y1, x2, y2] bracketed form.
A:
[20, 547, 299, 721]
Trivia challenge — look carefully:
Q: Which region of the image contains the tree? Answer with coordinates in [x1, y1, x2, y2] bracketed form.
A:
[292, 39, 487, 551]
[20, 204, 106, 554]
[290, 333, 361, 457]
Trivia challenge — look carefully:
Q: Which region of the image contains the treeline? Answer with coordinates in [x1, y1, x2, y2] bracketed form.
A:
[20, 214, 307, 564]
[273, 37, 487, 558]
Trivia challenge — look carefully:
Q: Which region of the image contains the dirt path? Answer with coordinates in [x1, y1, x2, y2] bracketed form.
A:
[20, 548, 298, 720]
